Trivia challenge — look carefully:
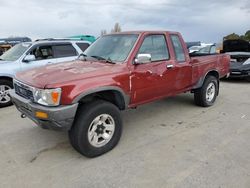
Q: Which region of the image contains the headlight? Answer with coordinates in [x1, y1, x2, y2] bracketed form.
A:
[34, 88, 61, 106]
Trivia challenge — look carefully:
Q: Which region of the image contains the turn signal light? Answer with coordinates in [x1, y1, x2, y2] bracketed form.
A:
[35, 111, 48, 119]
[51, 91, 60, 104]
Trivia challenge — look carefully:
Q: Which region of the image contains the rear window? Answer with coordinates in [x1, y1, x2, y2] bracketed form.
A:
[76, 43, 90, 52]
[53, 44, 77, 58]
[170, 35, 186, 62]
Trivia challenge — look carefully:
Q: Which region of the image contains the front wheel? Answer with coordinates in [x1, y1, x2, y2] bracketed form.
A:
[194, 76, 219, 107]
[0, 79, 13, 108]
[69, 100, 122, 158]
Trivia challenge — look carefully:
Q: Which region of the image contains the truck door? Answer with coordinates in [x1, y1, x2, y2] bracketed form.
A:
[130, 34, 177, 105]
[169, 34, 192, 91]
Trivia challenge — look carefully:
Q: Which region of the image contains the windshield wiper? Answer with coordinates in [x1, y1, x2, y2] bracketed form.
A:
[91, 55, 106, 60]
[106, 57, 115, 64]
[90, 55, 115, 64]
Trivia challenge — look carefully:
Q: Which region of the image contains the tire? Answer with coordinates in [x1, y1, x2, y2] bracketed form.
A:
[194, 76, 218, 107]
[69, 100, 122, 158]
[0, 79, 13, 108]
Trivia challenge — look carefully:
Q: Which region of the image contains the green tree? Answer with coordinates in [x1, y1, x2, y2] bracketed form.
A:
[245, 30, 250, 41]
[223, 33, 240, 40]
[240, 35, 246, 40]
[223, 30, 250, 41]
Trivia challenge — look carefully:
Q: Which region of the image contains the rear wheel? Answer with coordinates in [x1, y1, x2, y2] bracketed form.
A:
[69, 100, 122, 158]
[0, 79, 13, 108]
[194, 76, 218, 107]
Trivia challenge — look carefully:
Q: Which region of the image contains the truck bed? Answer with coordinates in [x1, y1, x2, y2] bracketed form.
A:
[190, 54, 230, 87]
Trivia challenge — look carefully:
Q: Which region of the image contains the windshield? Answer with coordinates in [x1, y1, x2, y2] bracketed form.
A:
[0, 43, 31, 61]
[84, 34, 138, 62]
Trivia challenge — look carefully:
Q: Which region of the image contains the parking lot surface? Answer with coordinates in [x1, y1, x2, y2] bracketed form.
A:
[0, 80, 250, 188]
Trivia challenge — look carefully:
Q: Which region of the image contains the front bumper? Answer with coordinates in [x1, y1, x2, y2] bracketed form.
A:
[10, 90, 78, 131]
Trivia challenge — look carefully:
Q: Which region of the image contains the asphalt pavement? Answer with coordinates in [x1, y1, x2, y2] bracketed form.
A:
[0, 80, 250, 188]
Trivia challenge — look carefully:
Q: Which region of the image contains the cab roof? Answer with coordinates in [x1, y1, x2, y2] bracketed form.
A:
[105, 31, 180, 35]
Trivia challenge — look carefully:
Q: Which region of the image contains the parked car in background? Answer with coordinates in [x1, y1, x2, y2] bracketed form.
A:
[0, 37, 31, 55]
[0, 44, 11, 56]
[68, 35, 96, 43]
[186, 41, 201, 49]
[190, 44, 217, 55]
[222, 39, 250, 81]
[188, 42, 215, 53]
[0, 39, 91, 107]
[10, 31, 230, 157]
[189, 45, 204, 53]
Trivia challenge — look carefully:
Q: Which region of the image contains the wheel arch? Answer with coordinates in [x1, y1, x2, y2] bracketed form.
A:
[205, 70, 219, 80]
[0, 76, 13, 83]
[192, 69, 219, 90]
[72, 86, 130, 110]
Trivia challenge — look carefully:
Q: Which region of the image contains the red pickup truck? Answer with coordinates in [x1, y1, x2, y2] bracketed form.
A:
[10, 31, 230, 157]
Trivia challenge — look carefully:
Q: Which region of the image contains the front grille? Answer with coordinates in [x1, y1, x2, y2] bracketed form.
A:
[14, 81, 34, 101]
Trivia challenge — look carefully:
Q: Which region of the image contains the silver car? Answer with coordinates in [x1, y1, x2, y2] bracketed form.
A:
[0, 39, 91, 108]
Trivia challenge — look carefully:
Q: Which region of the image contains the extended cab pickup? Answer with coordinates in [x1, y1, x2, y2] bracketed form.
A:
[10, 31, 230, 157]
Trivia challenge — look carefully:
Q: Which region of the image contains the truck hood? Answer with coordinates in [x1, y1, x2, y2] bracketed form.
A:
[16, 60, 122, 88]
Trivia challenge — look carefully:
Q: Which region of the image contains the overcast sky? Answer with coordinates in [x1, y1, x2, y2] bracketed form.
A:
[0, 0, 249, 42]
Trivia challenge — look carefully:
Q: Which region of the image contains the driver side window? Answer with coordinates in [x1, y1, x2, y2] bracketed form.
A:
[29, 46, 54, 61]
[138, 35, 170, 62]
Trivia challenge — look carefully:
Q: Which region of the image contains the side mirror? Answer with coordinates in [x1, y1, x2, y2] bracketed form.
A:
[23, 55, 35, 62]
[134, 54, 151, 64]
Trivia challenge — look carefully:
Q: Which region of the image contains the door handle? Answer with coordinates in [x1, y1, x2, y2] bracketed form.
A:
[166, 64, 174, 69]
[48, 62, 52, 64]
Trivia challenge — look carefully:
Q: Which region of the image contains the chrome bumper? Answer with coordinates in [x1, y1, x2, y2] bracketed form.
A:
[10, 90, 78, 131]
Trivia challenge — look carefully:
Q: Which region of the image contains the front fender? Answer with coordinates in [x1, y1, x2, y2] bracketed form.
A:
[72, 86, 130, 107]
